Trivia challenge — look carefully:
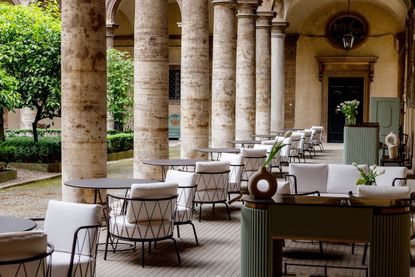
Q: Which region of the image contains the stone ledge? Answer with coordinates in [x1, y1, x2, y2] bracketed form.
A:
[9, 162, 61, 173]
[107, 150, 133, 161]
[0, 169, 17, 183]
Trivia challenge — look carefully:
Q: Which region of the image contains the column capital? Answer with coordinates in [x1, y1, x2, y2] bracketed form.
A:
[237, 0, 260, 18]
[212, 0, 236, 7]
[271, 21, 289, 37]
[256, 11, 275, 29]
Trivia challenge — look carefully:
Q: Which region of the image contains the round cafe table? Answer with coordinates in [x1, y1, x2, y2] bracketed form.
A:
[143, 159, 205, 180]
[0, 216, 37, 233]
[193, 147, 240, 161]
[228, 140, 263, 148]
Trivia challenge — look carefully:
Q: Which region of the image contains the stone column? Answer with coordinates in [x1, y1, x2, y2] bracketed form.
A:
[211, 0, 237, 148]
[19, 108, 36, 130]
[134, 0, 169, 178]
[180, 0, 210, 158]
[61, 0, 107, 202]
[235, 0, 259, 140]
[255, 11, 274, 135]
[270, 21, 288, 133]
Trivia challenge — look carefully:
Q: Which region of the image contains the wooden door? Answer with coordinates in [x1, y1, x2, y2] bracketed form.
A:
[328, 77, 364, 143]
[370, 97, 400, 143]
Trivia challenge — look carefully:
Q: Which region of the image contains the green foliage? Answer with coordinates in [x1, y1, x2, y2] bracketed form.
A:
[0, 66, 20, 112]
[0, 3, 61, 141]
[0, 132, 134, 163]
[6, 128, 61, 138]
[263, 131, 293, 168]
[0, 137, 61, 163]
[352, 163, 384, 186]
[107, 48, 134, 130]
[107, 133, 134, 153]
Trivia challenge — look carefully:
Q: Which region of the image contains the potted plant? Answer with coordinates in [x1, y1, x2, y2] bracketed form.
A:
[352, 162, 384, 186]
[336, 100, 359, 125]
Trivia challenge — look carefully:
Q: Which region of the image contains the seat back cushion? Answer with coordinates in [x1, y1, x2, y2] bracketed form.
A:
[326, 164, 367, 194]
[288, 163, 328, 193]
[357, 185, 410, 199]
[127, 182, 178, 223]
[44, 200, 102, 253]
[0, 231, 47, 261]
[371, 166, 407, 186]
[165, 170, 197, 208]
[220, 153, 244, 185]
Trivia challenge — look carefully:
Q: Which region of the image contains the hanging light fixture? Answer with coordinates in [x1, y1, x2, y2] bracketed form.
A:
[342, 0, 354, 50]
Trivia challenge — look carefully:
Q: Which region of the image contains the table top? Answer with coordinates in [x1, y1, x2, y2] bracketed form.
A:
[193, 148, 240, 154]
[0, 216, 37, 233]
[143, 159, 205, 167]
[251, 134, 276, 140]
[228, 140, 263, 145]
[65, 178, 159, 190]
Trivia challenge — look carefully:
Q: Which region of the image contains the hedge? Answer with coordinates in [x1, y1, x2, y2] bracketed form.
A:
[0, 132, 134, 164]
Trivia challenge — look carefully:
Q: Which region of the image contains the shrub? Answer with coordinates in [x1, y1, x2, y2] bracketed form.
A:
[0, 137, 61, 163]
[107, 133, 134, 154]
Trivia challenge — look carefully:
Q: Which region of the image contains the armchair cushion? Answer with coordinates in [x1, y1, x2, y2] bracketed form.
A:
[195, 161, 230, 173]
[357, 186, 410, 199]
[370, 166, 407, 186]
[44, 200, 102, 253]
[0, 231, 47, 261]
[326, 164, 367, 194]
[240, 148, 267, 158]
[289, 163, 328, 194]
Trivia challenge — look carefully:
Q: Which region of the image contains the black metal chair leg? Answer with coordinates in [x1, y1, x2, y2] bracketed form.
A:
[190, 222, 199, 246]
[141, 242, 145, 268]
[199, 203, 202, 222]
[319, 241, 324, 255]
[362, 243, 368, 265]
[225, 202, 231, 220]
[212, 203, 215, 215]
[351, 243, 355, 255]
[171, 238, 181, 265]
[104, 232, 110, 260]
[149, 241, 152, 254]
[176, 225, 181, 238]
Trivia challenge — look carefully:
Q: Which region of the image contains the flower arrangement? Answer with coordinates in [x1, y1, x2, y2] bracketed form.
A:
[352, 162, 385, 186]
[262, 131, 292, 168]
[336, 100, 359, 125]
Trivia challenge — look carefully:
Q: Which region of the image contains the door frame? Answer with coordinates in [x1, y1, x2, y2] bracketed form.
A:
[316, 56, 377, 135]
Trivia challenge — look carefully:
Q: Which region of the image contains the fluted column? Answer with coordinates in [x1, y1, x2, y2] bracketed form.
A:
[255, 11, 274, 135]
[134, 0, 169, 178]
[61, 0, 107, 202]
[211, 0, 237, 148]
[180, 0, 210, 158]
[236, 0, 259, 140]
[270, 21, 288, 133]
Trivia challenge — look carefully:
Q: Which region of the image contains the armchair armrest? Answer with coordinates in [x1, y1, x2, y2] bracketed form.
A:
[392, 177, 407, 187]
[283, 174, 320, 196]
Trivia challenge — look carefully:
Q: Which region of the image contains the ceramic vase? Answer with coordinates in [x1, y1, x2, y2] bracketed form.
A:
[248, 167, 278, 199]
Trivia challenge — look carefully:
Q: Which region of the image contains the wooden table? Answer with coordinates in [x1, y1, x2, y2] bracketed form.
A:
[0, 216, 37, 233]
[193, 147, 240, 160]
[143, 159, 204, 180]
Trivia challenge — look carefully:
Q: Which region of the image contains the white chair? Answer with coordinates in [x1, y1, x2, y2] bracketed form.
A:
[44, 200, 102, 277]
[288, 132, 302, 163]
[194, 161, 230, 222]
[298, 129, 313, 161]
[165, 169, 199, 245]
[240, 148, 267, 193]
[220, 153, 244, 202]
[105, 182, 180, 267]
[0, 231, 53, 277]
[258, 139, 284, 173]
[311, 126, 324, 152]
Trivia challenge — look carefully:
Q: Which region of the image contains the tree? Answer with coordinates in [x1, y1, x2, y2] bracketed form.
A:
[0, 66, 20, 141]
[107, 48, 134, 131]
[0, 3, 61, 142]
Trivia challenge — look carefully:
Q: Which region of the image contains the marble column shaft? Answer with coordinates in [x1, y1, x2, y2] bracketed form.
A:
[134, 0, 169, 178]
[211, 0, 237, 148]
[270, 22, 288, 133]
[180, 0, 210, 158]
[236, 0, 259, 140]
[61, 0, 107, 202]
[255, 11, 274, 135]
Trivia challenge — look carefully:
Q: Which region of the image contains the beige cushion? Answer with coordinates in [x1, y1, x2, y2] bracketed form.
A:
[326, 164, 367, 194]
[196, 161, 230, 173]
[240, 148, 267, 158]
[44, 200, 102, 253]
[109, 216, 173, 240]
[370, 166, 407, 186]
[126, 182, 178, 223]
[165, 170, 197, 208]
[357, 186, 410, 199]
[289, 163, 328, 193]
[0, 231, 47, 261]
